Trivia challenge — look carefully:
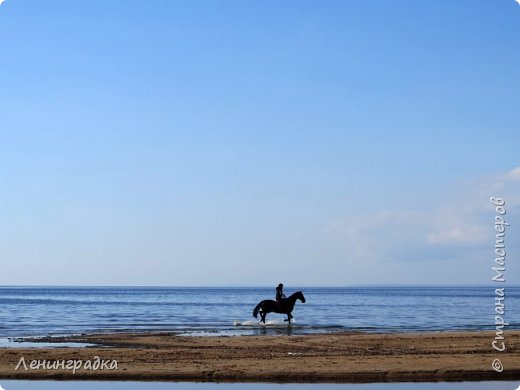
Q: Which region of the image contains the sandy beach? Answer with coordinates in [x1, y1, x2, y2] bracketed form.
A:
[0, 330, 519, 383]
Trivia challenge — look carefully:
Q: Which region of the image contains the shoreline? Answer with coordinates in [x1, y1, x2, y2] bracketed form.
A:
[1, 330, 519, 383]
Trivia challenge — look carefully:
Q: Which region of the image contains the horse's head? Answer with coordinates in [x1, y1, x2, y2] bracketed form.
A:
[296, 291, 306, 303]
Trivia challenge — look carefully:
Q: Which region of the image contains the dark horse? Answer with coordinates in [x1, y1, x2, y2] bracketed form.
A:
[253, 291, 306, 324]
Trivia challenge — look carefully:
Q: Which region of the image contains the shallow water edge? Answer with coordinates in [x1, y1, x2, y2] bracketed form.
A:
[0, 380, 519, 390]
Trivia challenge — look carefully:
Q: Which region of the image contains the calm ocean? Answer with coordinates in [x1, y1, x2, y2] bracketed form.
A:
[0, 286, 519, 339]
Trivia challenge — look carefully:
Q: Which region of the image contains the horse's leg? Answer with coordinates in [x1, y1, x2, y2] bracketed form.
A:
[261, 312, 266, 324]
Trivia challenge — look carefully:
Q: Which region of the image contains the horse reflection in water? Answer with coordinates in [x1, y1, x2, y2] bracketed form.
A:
[253, 291, 306, 324]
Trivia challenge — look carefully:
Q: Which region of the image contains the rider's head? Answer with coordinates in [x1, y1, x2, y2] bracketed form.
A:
[277, 283, 284, 289]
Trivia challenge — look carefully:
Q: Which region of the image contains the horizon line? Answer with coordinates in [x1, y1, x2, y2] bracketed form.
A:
[1, 284, 518, 288]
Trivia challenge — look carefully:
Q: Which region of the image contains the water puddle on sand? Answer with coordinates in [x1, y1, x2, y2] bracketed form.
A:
[0, 338, 95, 349]
[0, 381, 518, 390]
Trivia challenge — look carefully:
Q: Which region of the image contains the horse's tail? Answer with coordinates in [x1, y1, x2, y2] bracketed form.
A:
[253, 301, 263, 318]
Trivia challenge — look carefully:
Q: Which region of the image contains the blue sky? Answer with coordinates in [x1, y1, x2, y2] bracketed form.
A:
[0, 0, 519, 286]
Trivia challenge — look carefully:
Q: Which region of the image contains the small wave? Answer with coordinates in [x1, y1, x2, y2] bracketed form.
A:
[234, 319, 296, 327]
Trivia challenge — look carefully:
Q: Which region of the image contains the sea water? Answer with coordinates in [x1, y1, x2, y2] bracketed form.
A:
[0, 381, 518, 390]
[0, 286, 519, 340]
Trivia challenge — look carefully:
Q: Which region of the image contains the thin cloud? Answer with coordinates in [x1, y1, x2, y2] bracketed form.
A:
[426, 225, 487, 245]
[327, 167, 520, 263]
[488, 166, 520, 190]
[508, 166, 520, 180]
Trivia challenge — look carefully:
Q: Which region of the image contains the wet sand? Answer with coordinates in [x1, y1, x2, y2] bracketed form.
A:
[1, 331, 519, 382]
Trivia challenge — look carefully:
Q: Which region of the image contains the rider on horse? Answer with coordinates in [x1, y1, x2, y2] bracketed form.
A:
[275, 283, 286, 302]
[253, 288, 305, 324]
